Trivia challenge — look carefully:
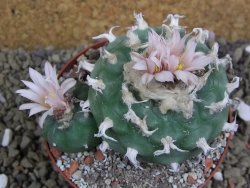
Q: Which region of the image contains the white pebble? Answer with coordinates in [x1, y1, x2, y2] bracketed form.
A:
[72, 170, 82, 181]
[245, 45, 250, 54]
[0, 93, 6, 103]
[0, 174, 8, 188]
[104, 178, 111, 185]
[1, 129, 13, 147]
[236, 99, 250, 122]
[213, 171, 223, 181]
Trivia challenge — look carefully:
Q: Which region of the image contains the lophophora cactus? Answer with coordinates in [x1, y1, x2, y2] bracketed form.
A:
[17, 13, 240, 168]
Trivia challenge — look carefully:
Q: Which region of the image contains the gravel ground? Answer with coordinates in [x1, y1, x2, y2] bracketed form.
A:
[0, 39, 250, 188]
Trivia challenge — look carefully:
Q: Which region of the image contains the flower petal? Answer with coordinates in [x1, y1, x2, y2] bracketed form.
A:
[60, 78, 76, 95]
[185, 55, 213, 71]
[175, 70, 198, 85]
[29, 105, 48, 117]
[133, 61, 147, 70]
[38, 109, 53, 128]
[182, 39, 197, 65]
[141, 73, 154, 84]
[21, 80, 46, 96]
[29, 68, 51, 91]
[16, 89, 43, 104]
[19, 103, 39, 110]
[44, 62, 59, 87]
[168, 55, 179, 72]
[155, 71, 174, 82]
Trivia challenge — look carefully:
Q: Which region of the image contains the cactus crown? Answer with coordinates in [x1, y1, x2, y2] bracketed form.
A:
[17, 13, 239, 167]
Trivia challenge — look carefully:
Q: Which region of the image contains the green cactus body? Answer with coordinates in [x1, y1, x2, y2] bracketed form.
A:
[88, 27, 228, 165]
[43, 82, 101, 152]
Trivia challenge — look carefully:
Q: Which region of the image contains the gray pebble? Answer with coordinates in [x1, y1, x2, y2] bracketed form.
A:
[233, 47, 243, 63]
[51, 54, 61, 63]
[28, 181, 42, 188]
[45, 179, 57, 187]
[21, 158, 33, 168]
[8, 147, 20, 158]
[224, 167, 242, 178]
[20, 135, 31, 149]
[72, 170, 82, 180]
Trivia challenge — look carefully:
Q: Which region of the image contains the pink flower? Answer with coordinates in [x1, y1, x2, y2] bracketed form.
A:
[132, 30, 174, 84]
[168, 39, 213, 85]
[16, 62, 76, 127]
[132, 28, 213, 85]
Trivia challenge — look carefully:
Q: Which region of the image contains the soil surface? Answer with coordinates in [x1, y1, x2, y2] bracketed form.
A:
[0, 39, 250, 187]
[0, 0, 250, 49]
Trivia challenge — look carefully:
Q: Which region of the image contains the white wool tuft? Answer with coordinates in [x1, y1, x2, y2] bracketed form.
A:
[222, 115, 238, 132]
[196, 137, 214, 155]
[163, 14, 184, 28]
[99, 141, 110, 153]
[86, 75, 105, 94]
[205, 92, 229, 114]
[94, 117, 117, 142]
[103, 49, 117, 64]
[154, 136, 188, 156]
[125, 147, 142, 169]
[193, 28, 209, 43]
[226, 77, 240, 94]
[124, 108, 158, 136]
[92, 26, 119, 43]
[133, 12, 148, 30]
[76, 60, 95, 73]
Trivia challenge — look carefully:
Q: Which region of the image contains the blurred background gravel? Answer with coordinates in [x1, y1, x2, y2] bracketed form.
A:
[0, 39, 250, 187]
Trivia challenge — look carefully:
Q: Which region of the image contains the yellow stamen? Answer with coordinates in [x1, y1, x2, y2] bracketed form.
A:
[154, 65, 160, 73]
[176, 63, 184, 70]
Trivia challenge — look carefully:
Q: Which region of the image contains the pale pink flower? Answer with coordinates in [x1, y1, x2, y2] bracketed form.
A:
[16, 62, 76, 127]
[132, 30, 174, 84]
[168, 39, 213, 85]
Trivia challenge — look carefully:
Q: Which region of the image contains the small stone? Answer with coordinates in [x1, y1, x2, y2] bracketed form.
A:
[72, 170, 82, 180]
[8, 147, 19, 158]
[83, 156, 94, 165]
[0, 92, 6, 103]
[45, 179, 57, 187]
[187, 175, 196, 185]
[20, 135, 31, 149]
[38, 166, 48, 178]
[111, 180, 119, 187]
[20, 158, 33, 168]
[28, 182, 41, 188]
[64, 161, 79, 178]
[224, 167, 241, 178]
[245, 45, 250, 54]
[0, 174, 8, 188]
[1, 128, 13, 147]
[233, 47, 243, 63]
[213, 171, 223, 181]
[95, 149, 105, 161]
[105, 178, 111, 185]
[51, 54, 61, 63]
[204, 158, 213, 173]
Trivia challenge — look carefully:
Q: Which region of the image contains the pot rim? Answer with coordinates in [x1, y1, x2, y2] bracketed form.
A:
[45, 40, 234, 188]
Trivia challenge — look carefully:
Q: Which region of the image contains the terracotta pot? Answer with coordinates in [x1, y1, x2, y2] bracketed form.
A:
[45, 40, 234, 188]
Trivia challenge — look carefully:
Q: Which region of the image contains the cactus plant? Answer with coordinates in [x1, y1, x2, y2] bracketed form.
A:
[16, 13, 240, 168]
[87, 13, 238, 167]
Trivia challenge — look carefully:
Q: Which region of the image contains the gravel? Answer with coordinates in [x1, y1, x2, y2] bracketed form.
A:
[0, 40, 250, 187]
